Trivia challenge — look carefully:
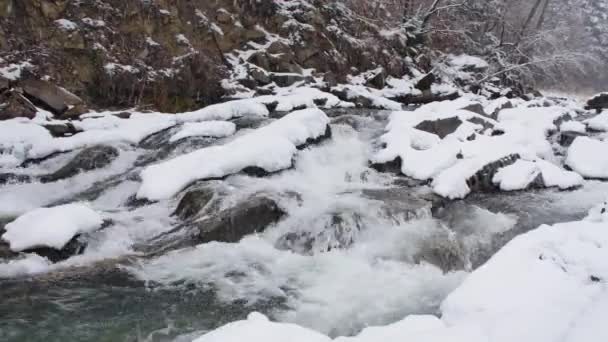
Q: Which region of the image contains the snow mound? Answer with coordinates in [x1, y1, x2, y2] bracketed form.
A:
[585, 111, 608, 132]
[566, 137, 608, 179]
[194, 312, 331, 342]
[0, 120, 53, 167]
[137, 108, 330, 200]
[1, 203, 103, 252]
[169, 121, 236, 143]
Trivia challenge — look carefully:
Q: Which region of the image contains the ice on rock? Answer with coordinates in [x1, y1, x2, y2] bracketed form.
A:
[1, 203, 103, 252]
[169, 121, 236, 142]
[137, 108, 330, 201]
[566, 137, 608, 179]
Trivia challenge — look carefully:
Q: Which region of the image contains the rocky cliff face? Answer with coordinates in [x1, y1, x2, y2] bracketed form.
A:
[0, 0, 419, 112]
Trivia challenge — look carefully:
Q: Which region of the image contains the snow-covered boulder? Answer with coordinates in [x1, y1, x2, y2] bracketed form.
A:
[566, 137, 608, 179]
[493, 159, 583, 191]
[1, 203, 103, 261]
[137, 108, 331, 201]
[585, 111, 608, 132]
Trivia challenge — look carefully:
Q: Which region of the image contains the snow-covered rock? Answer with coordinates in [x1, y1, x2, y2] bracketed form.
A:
[566, 137, 608, 179]
[0, 120, 53, 167]
[137, 108, 331, 201]
[586, 111, 608, 132]
[493, 159, 583, 191]
[560, 120, 586, 133]
[1, 203, 103, 252]
[169, 121, 236, 142]
[175, 99, 269, 122]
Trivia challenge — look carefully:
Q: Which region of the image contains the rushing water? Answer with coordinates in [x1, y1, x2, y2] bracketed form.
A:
[1, 110, 607, 341]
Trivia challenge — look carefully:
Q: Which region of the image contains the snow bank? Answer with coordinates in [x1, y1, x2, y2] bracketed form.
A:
[137, 108, 330, 200]
[169, 121, 236, 142]
[585, 111, 608, 131]
[1, 203, 103, 252]
[194, 200, 608, 342]
[566, 137, 608, 179]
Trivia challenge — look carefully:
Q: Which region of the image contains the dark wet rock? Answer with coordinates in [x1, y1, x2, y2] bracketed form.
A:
[42, 122, 82, 137]
[560, 131, 587, 147]
[135, 135, 216, 167]
[297, 125, 332, 150]
[466, 154, 521, 193]
[416, 73, 435, 92]
[232, 115, 268, 130]
[21, 79, 87, 117]
[415, 116, 463, 139]
[0, 173, 32, 185]
[390, 91, 460, 106]
[361, 188, 433, 221]
[332, 115, 361, 130]
[586, 93, 608, 112]
[40, 145, 119, 183]
[145, 195, 286, 255]
[487, 100, 513, 118]
[413, 227, 467, 273]
[173, 186, 218, 221]
[461, 103, 487, 116]
[113, 112, 132, 119]
[370, 156, 402, 174]
[365, 69, 386, 89]
[250, 68, 271, 85]
[262, 101, 279, 113]
[138, 125, 180, 149]
[313, 97, 328, 107]
[467, 116, 495, 131]
[23, 236, 88, 263]
[552, 113, 573, 128]
[270, 73, 314, 87]
[195, 195, 286, 244]
[276, 212, 363, 254]
[0, 88, 37, 120]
